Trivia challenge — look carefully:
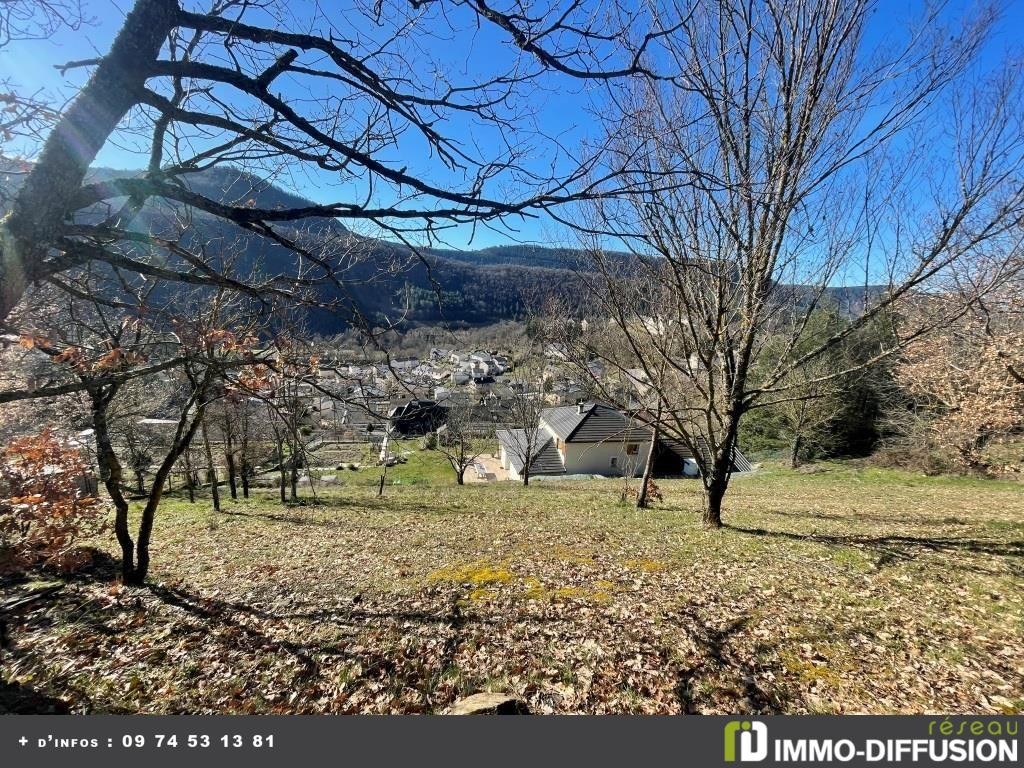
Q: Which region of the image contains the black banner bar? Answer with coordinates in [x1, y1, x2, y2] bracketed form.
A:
[0, 715, 1020, 768]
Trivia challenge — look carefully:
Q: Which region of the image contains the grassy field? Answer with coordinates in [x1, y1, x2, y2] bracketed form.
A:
[2, 457, 1022, 714]
[308, 438, 483, 487]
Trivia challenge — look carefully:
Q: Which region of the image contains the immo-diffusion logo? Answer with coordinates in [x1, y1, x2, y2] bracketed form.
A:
[724, 721, 768, 762]
[722, 718, 1019, 764]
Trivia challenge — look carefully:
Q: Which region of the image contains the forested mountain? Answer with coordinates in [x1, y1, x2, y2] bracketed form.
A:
[2, 164, 883, 333]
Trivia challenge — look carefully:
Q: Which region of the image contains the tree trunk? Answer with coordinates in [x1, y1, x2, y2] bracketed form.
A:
[637, 426, 659, 509]
[240, 430, 251, 498]
[702, 443, 737, 529]
[790, 434, 803, 469]
[132, 482, 165, 585]
[240, 459, 250, 498]
[200, 417, 220, 512]
[456, 468, 465, 485]
[700, 395, 747, 528]
[131, 401, 208, 585]
[225, 433, 237, 500]
[288, 442, 299, 500]
[225, 452, 237, 499]
[702, 477, 727, 529]
[131, 450, 176, 584]
[0, 0, 179, 321]
[91, 392, 135, 582]
[183, 450, 195, 503]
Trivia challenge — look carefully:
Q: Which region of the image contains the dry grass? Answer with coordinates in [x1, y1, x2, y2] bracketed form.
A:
[2, 461, 1021, 714]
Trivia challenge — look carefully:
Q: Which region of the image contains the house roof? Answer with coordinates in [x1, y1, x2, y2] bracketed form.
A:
[656, 435, 754, 473]
[656, 435, 694, 461]
[496, 429, 565, 475]
[540, 402, 652, 443]
[387, 399, 439, 419]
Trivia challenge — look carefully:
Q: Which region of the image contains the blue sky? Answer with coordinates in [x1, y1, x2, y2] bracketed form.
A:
[0, 0, 1021, 252]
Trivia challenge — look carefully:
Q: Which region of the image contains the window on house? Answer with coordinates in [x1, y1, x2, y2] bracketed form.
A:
[626, 443, 638, 455]
[610, 457, 618, 468]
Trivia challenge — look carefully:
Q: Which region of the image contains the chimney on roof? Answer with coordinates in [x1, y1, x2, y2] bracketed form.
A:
[576, 400, 586, 414]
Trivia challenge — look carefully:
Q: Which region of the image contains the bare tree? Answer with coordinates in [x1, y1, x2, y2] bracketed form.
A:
[0, 1, 85, 194]
[436, 399, 492, 485]
[634, 402, 662, 508]
[180, 439, 203, 504]
[896, 282, 1024, 472]
[560, 0, 1024, 526]
[206, 396, 240, 500]
[757, 312, 851, 468]
[774, 363, 847, 470]
[265, 398, 290, 505]
[8, 278, 262, 582]
[199, 409, 220, 512]
[500, 374, 547, 486]
[0, 1, 84, 48]
[0, 0, 668, 332]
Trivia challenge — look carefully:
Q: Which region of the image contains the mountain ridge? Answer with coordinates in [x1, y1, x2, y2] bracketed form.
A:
[2, 164, 885, 332]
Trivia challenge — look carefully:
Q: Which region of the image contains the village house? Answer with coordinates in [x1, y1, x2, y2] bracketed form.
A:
[389, 357, 420, 372]
[469, 351, 503, 376]
[497, 401, 752, 481]
[387, 399, 447, 436]
[497, 401, 653, 480]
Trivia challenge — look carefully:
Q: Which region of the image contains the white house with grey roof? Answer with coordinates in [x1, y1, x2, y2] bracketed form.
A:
[496, 401, 653, 480]
[496, 401, 755, 481]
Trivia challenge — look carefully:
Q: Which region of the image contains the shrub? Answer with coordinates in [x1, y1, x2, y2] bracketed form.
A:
[0, 429, 106, 574]
[621, 478, 665, 506]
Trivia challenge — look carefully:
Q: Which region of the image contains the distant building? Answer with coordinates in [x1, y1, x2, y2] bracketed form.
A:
[543, 343, 569, 361]
[390, 357, 419, 371]
[497, 401, 652, 480]
[387, 399, 447, 436]
[497, 401, 752, 480]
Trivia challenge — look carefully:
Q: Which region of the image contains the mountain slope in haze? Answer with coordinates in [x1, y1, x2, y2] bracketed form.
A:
[4, 165, 884, 333]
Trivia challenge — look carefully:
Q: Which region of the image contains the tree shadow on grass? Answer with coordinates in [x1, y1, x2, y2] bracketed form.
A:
[758, 508, 971, 527]
[725, 524, 1023, 573]
[149, 582, 465, 627]
[55, 548, 121, 584]
[0, 679, 71, 714]
[225, 494, 477, 521]
[143, 582, 560, 711]
[674, 610, 787, 714]
[146, 583, 327, 679]
[225, 509, 341, 528]
[147, 581, 563, 633]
